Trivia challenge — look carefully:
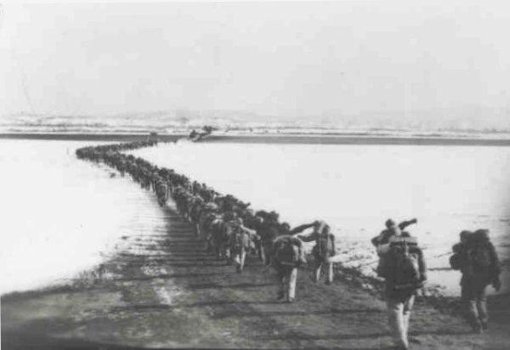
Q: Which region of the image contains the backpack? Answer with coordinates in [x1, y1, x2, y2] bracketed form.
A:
[211, 219, 227, 243]
[274, 237, 302, 267]
[466, 244, 492, 272]
[190, 204, 202, 222]
[465, 230, 492, 273]
[449, 253, 464, 270]
[230, 225, 247, 253]
[314, 233, 335, 259]
[203, 213, 217, 231]
[388, 237, 423, 291]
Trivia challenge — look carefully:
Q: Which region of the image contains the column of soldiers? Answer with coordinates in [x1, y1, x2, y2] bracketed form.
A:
[76, 140, 336, 302]
[77, 140, 502, 350]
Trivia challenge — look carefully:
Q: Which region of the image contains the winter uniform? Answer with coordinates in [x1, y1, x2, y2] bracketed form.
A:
[450, 229, 501, 333]
[228, 219, 258, 272]
[272, 235, 306, 302]
[378, 235, 427, 350]
[298, 221, 336, 284]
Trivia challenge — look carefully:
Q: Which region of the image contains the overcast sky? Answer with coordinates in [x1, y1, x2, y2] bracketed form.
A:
[1, 1, 510, 121]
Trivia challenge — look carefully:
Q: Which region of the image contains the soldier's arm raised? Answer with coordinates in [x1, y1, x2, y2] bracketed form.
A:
[398, 218, 418, 230]
[297, 231, 317, 242]
[290, 222, 316, 235]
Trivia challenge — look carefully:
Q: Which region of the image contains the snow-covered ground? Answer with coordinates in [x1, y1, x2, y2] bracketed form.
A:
[132, 141, 510, 296]
[0, 140, 166, 295]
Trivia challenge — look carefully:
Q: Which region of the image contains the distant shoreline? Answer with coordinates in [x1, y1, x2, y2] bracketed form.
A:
[2, 132, 510, 146]
[205, 134, 510, 146]
[0, 133, 184, 142]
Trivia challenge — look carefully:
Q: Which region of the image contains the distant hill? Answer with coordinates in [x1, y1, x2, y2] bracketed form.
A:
[1, 107, 509, 137]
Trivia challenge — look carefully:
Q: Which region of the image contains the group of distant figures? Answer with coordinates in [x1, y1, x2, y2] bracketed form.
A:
[188, 125, 214, 142]
[76, 139, 501, 350]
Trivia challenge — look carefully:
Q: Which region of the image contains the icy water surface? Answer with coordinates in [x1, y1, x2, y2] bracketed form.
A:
[133, 141, 510, 295]
[0, 140, 166, 294]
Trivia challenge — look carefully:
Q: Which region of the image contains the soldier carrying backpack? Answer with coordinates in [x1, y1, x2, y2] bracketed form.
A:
[272, 234, 307, 302]
[372, 218, 418, 254]
[373, 218, 418, 279]
[298, 220, 336, 284]
[378, 233, 427, 350]
[227, 218, 257, 273]
[257, 213, 281, 266]
[449, 229, 501, 333]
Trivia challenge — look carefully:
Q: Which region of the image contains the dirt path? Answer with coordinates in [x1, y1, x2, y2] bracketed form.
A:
[2, 196, 508, 349]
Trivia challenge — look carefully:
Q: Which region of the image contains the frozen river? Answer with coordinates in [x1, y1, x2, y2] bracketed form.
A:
[0, 140, 166, 294]
[0, 139, 508, 296]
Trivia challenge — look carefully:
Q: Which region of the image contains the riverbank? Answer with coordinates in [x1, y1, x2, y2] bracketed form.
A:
[2, 132, 510, 146]
[2, 194, 510, 349]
